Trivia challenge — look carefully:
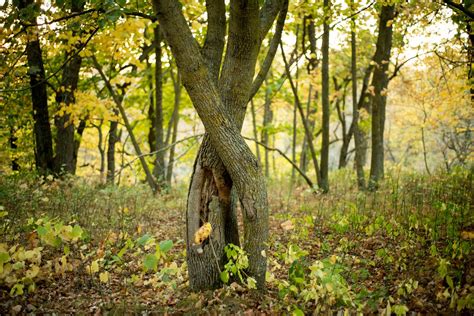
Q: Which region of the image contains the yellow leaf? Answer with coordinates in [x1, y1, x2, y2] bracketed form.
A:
[26, 265, 40, 279]
[194, 222, 212, 245]
[89, 260, 99, 274]
[461, 231, 474, 240]
[99, 271, 109, 283]
[329, 255, 337, 264]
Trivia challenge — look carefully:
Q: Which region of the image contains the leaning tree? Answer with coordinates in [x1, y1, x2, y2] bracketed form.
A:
[155, 0, 288, 289]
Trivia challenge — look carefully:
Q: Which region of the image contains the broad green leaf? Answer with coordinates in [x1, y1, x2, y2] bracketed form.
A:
[292, 308, 305, 316]
[220, 270, 229, 284]
[136, 234, 152, 246]
[159, 240, 173, 253]
[71, 225, 84, 240]
[10, 283, 24, 296]
[37, 226, 48, 236]
[143, 254, 158, 271]
[0, 251, 10, 264]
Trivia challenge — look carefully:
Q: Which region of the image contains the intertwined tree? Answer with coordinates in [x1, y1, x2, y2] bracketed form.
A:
[155, 0, 288, 289]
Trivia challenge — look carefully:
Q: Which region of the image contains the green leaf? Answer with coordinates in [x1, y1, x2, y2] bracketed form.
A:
[292, 308, 305, 316]
[159, 240, 173, 253]
[10, 283, 24, 296]
[136, 234, 152, 246]
[220, 271, 229, 284]
[143, 254, 158, 271]
[0, 252, 10, 264]
[446, 275, 454, 289]
[37, 226, 48, 236]
[71, 225, 83, 239]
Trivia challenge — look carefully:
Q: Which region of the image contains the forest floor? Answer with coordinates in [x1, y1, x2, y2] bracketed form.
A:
[0, 170, 473, 315]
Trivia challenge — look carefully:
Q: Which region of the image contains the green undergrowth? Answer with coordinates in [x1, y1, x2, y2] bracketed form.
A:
[0, 168, 472, 314]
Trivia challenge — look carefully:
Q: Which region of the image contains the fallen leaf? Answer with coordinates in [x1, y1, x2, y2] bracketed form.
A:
[280, 220, 294, 231]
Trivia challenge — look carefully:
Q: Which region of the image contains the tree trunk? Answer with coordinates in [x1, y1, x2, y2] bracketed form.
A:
[262, 78, 273, 178]
[72, 119, 87, 171]
[156, 0, 286, 290]
[320, 0, 331, 192]
[146, 57, 156, 153]
[54, 1, 84, 175]
[250, 100, 261, 164]
[351, 0, 366, 189]
[281, 42, 322, 187]
[92, 56, 158, 193]
[152, 25, 166, 186]
[369, 5, 395, 190]
[9, 125, 20, 171]
[334, 77, 350, 169]
[19, 0, 54, 174]
[166, 71, 181, 185]
[107, 110, 119, 184]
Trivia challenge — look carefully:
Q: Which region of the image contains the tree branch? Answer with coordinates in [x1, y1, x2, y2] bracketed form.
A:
[248, 0, 288, 101]
[443, 0, 474, 19]
[243, 136, 315, 190]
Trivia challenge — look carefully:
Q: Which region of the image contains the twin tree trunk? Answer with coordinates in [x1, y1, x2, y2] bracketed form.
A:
[369, 5, 395, 189]
[156, 0, 286, 289]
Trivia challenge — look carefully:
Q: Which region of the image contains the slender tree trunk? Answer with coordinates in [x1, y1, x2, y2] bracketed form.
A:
[72, 119, 87, 171]
[19, 0, 54, 174]
[291, 26, 299, 183]
[146, 58, 156, 153]
[107, 109, 119, 184]
[92, 56, 158, 193]
[281, 42, 322, 187]
[9, 125, 20, 171]
[320, 0, 331, 192]
[250, 100, 261, 164]
[335, 77, 350, 169]
[299, 85, 316, 174]
[351, 0, 366, 189]
[152, 25, 166, 185]
[54, 1, 84, 175]
[369, 5, 395, 190]
[166, 72, 181, 185]
[92, 121, 105, 181]
[262, 78, 273, 178]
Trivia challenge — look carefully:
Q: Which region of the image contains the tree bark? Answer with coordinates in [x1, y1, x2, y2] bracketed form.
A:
[262, 78, 273, 178]
[369, 5, 395, 190]
[9, 125, 20, 171]
[53, 2, 84, 175]
[106, 110, 119, 184]
[156, 0, 285, 290]
[151, 25, 166, 186]
[166, 71, 181, 185]
[320, 0, 331, 192]
[19, 0, 54, 174]
[72, 119, 86, 171]
[351, 0, 366, 189]
[250, 100, 261, 164]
